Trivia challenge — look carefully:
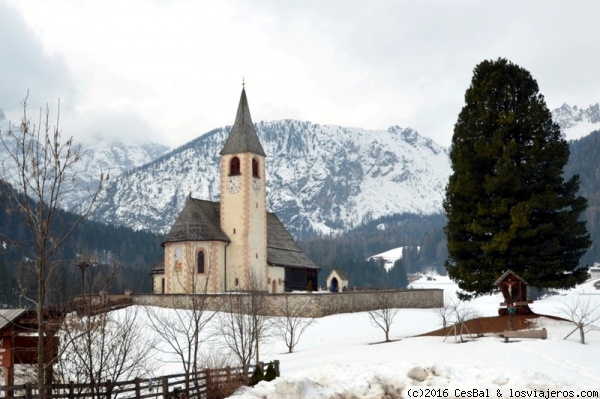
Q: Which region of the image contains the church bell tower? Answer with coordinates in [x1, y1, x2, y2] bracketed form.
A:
[219, 87, 268, 290]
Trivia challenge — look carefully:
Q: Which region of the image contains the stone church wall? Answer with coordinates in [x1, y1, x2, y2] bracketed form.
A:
[125, 288, 443, 318]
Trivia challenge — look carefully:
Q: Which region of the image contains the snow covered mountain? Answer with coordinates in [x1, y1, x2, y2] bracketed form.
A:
[88, 120, 451, 238]
[6, 100, 597, 241]
[64, 140, 171, 213]
[552, 103, 600, 140]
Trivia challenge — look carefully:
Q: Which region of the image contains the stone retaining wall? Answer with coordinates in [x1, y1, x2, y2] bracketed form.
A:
[122, 288, 443, 318]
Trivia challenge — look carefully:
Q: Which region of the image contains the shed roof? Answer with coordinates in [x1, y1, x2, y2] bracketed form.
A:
[329, 268, 349, 281]
[493, 269, 527, 285]
[220, 88, 266, 156]
[0, 309, 27, 332]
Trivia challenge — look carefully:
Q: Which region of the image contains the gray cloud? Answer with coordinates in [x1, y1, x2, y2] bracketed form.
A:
[4, 0, 599, 149]
[0, 1, 77, 117]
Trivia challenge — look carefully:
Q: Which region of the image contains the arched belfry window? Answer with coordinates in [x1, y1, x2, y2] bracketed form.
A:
[230, 157, 241, 176]
[197, 251, 205, 274]
[252, 158, 259, 178]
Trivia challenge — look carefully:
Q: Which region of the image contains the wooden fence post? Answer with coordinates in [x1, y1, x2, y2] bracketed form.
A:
[68, 381, 74, 399]
[274, 360, 280, 377]
[24, 383, 32, 399]
[105, 380, 112, 399]
[161, 377, 168, 399]
[205, 368, 211, 393]
[134, 378, 141, 399]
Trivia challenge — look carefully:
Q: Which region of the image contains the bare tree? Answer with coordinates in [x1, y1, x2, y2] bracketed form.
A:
[145, 243, 218, 393]
[273, 296, 316, 353]
[0, 94, 106, 396]
[442, 296, 479, 343]
[367, 293, 400, 343]
[218, 271, 271, 372]
[56, 306, 157, 398]
[54, 257, 156, 396]
[559, 295, 600, 344]
[432, 294, 454, 335]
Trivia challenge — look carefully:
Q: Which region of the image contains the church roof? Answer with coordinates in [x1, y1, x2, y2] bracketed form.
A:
[266, 214, 320, 270]
[163, 198, 230, 244]
[219, 88, 266, 157]
[162, 198, 319, 270]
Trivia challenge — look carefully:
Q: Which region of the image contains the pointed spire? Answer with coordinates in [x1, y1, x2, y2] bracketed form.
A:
[220, 87, 266, 156]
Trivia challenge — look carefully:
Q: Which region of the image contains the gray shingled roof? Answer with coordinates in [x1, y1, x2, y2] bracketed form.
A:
[162, 198, 319, 270]
[331, 268, 349, 281]
[266, 213, 320, 270]
[0, 309, 27, 332]
[219, 88, 266, 156]
[151, 260, 164, 274]
[163, 198, 230, 245]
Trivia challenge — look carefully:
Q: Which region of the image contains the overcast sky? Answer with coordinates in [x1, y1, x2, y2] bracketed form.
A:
[1, 0, 598, 148]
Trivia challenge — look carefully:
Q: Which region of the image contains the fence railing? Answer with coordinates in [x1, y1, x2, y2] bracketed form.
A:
[0, 361, 279, 399]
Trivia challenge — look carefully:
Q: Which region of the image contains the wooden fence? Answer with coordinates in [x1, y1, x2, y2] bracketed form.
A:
[0, 361, 279, 399]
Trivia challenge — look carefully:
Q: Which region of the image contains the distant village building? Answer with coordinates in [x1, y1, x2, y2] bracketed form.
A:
[326, 268, 349, 292]
[589, 263, 600, 280]
[151, 88, 320, 294]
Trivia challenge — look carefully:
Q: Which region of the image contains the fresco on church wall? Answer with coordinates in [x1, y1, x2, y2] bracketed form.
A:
[174, 248, 183, 273]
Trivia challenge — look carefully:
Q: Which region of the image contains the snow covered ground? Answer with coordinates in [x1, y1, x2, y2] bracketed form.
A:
[226, 275, 600, 398]
[118, 275, 600, 398]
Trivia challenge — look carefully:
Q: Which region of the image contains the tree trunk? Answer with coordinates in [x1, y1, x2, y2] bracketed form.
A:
[37, 259, 46, 399]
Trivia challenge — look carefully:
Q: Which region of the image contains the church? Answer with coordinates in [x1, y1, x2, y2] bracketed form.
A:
[151, 87, 320, 294]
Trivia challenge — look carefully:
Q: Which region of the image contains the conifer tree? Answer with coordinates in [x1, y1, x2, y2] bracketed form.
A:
[444, 58, 591, 299]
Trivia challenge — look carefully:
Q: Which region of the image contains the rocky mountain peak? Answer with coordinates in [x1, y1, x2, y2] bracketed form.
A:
[87, 120, 451, 239]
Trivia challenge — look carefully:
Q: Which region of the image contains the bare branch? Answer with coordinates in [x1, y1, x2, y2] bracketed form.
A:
[558, 295, 600, 344]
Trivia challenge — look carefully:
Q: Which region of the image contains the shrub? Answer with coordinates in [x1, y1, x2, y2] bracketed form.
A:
[249, 363, 264, 386]
[264, 362, 277, 381]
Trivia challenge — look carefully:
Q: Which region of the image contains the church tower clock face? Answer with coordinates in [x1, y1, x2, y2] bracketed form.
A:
[227, 175, 242, 194]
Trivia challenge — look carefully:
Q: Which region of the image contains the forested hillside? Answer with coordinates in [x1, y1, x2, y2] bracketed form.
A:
[299, 213, 448, 289]
[0, 181, 163, 307]
[565, 130, 600, 264]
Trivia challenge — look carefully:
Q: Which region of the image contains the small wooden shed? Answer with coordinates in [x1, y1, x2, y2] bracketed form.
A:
[1, 309, 61, 389]
[326, 268, 349, 292]
[494, 270, 532, 315]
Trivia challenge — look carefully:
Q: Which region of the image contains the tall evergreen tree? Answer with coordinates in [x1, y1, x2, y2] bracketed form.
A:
[444, 58, 591, 299]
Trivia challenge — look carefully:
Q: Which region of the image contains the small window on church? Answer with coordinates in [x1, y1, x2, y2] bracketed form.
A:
[197, 251, 205, 274]
[230, 157, 241, 176]
[252, 158, 259, 178]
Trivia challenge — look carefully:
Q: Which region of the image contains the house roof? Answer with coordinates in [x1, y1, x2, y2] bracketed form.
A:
[493, 269, 527, 285]
[329, 268, 349, 281]
[220, 88, 266, 157]
[0, 309, 27, 333]
[162, 198, 319, 270]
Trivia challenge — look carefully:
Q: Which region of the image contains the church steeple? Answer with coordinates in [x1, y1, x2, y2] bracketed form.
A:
[220, 88, 266, 156]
